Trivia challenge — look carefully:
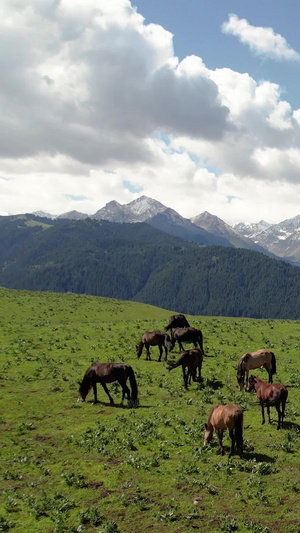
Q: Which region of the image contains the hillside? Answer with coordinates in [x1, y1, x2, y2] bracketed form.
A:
[1, 214, 300, 319]
[1, 288, 300, 532]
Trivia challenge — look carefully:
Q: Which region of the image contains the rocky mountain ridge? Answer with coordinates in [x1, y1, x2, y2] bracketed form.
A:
[33, 196, 300, 264]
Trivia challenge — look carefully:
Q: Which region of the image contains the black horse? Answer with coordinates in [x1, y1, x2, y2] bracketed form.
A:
[79, 362, 138, 406]
[170, 327, 204, 355]
[167, 348, 203, 389]
[165, 314, 190, 332]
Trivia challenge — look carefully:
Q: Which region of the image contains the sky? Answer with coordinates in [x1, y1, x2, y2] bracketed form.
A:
[2, 0, 300, 225]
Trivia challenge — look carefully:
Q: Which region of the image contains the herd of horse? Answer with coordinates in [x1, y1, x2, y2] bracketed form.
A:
[78, 313, 288, 458]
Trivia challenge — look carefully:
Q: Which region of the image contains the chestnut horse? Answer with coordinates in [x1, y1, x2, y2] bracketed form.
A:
[79, 362, 138, 406]
[165, 314, 190, 333]
[167, 348, 203, 389]
[246, 375, 288, 430]
[203, 404, 243, 457]
[136, 331, 172, 361]
[237, 349, 276, 390]
[170, 327, 204, 355]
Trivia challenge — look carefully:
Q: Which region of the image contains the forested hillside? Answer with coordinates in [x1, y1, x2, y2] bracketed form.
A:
[1, 214, 300, 319]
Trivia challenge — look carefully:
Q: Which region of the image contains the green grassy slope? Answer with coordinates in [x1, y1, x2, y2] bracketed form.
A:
[1, 288, 300, 532]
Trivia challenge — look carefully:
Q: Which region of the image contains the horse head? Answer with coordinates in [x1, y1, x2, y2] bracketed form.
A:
[135, 344, 142, 358]
[245, 375, 257, 392]
[203, 423, 213, 445]
[236, 363, 245, 391]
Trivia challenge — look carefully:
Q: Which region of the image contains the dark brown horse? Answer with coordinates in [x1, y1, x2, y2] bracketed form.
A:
[79, 362, 138, 406]
[170, 327, 204, 355]
[237, 349, 276, 390]
[165, 314, 190, 333]
[203, 404, 243, 457]
[167, 348, 203, 389]
[136, 331, 172, 361]
[246, 375, 288, 430]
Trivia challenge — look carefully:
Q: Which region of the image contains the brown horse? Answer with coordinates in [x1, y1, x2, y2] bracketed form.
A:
[246, 375, 288, 430]
[170, 327, 204, 355]
[203, 404, 243, 457]
[136, 331, 172, 361]
[167, 348, 203, 389]
[79, 362, 138, 406]
[165, 314, 190, 333]
[237, 349, 276, 390]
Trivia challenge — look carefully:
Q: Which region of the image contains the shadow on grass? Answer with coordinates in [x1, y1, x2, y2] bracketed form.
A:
[282, 420, 300, 431]
[204, 378, 224, 390]
[83, 400, 153, 409]
[244, 452, 276, 463]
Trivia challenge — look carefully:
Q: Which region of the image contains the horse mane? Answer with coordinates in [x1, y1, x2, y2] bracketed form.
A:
[237, 359, 244, 378]
[237, 353, 250, 377]
[207, 404, 219, 424]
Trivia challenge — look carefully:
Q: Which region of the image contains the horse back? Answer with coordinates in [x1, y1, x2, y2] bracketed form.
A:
[241, 349, 273, 370]
[173, 326, 198, 339]
[142, 331, 166, 345]
[210, 404, 242, 431]
[258, 382, 287, 403]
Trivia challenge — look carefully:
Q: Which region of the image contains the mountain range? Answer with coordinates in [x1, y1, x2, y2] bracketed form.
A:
[2, 214, 300, 319]
[34, 196, 300, 264]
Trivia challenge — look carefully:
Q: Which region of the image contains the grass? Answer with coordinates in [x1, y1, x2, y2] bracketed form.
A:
[1, 287, 300, 532]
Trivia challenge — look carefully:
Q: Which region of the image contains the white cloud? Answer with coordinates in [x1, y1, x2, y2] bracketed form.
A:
[222, 14, 300, 61]
[1, 1, 300, 225]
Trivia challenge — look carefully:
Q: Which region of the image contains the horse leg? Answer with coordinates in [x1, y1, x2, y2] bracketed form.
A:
[182, 367, 188, 389]
[275, 403, 282, 430]
[92, 383, 98, 404]
[145, 344, 151, 361]
[120, 383, 131, 405]
[158, 345, 163, 362]
[267, 405, 272, 424]
[217, 430, 224, 455]
[245, 370, 249, 389]
[179, 341, 184, 352]
[228, 428, 235, 458]
[260, 402, 265, 425]
[281, 393, 287, 427]
[164, 346, 168, 362]
[101, 383, 114, 404]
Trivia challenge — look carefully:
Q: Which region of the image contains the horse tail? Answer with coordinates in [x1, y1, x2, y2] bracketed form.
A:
[265, 387, 286, 407]
[128, 366, 138, 402]
[78, 372, 92, 401]
[163, 334, 172, 348]
[234, 410, 243, 457]
[197, 330, 204, 355]
[271, 352, 276, 375]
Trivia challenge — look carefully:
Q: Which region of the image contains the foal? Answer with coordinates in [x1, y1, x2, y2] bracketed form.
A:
[246, 375, 288, 430]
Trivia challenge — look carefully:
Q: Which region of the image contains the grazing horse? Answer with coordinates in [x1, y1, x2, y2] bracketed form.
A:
[203, 404, 243, 457]
[170, 327, 204, 355]
[165, 314, 190, 333]
[167, 348, 203, 389]
[246, 375, 288, 430]
[136, 331, 172, 361]
[79, 362, 138, 406]
[237, 349, 276, 391]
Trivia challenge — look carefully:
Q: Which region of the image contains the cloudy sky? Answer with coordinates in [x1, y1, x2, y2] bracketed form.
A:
[2, 0, 300, 224]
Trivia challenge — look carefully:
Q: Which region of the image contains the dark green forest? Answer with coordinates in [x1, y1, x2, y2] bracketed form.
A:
[0, 214, 300, 319]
